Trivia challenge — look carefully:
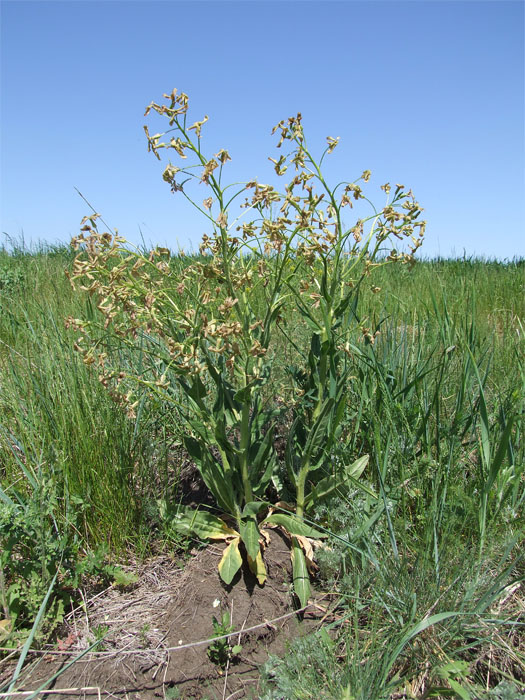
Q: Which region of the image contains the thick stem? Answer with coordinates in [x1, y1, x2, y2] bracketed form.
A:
[239, 398, 254, 506]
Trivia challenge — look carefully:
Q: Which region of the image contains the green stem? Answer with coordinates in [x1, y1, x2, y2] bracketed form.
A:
[296, 461, 310, 519]
[0, 556, 10, 621]
[239, 398, 253, 506]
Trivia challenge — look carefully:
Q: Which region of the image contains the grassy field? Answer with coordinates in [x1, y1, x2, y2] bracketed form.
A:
[0, 244, 524, 698]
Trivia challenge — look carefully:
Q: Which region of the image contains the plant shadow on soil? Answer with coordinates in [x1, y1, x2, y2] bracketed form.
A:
[14, 529, 325, 699]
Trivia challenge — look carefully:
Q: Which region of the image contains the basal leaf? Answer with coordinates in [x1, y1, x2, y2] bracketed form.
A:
[264, 512, 326, 538]
[247, 549, 267, 585]
[218, 537, 243, 585]
[294, 534, 316, 572]
[239, 515, 260, 561]
[172, 507, 238, 541]
[291, 537, 310, 607]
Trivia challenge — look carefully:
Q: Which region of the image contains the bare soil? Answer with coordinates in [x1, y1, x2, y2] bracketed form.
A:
[8, 530, 328, 699]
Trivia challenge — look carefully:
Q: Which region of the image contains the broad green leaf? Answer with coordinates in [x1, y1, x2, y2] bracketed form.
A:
[333, 290, 354, 319]
[289, 297, 322, 333]
[233, 377, 261, 403]
[179, 375, 208, 412]
[242, 501, 267, 517]
[271, 471, 284, 494]
[309, 332, 321, 362]
[303, 473, 347, 509]
[218, 537, 243, 585]
[171, 508, 238, 541]
[247, 549, 267, 585]
[448, 679, 471, 700]
[183, 434, 203, 463]
[318, 626, 334, 648]
[239, 515, 260, 561]
[332, 391, 348, 437]
[211, 372, 241, 426]
[302, 457, 370, 510]
[437, 660, 469, 678]
[291, 537, 310, 607]
[264, 512, 326, 538]
[346, 454, 369, 479]
[294, 534, 316, 571]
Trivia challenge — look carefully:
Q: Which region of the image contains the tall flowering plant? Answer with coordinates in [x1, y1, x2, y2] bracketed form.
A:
[68, 90, 424, 604]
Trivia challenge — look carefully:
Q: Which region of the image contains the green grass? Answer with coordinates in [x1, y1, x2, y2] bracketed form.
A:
[0, 244, 165, 550]
[1, 243, 523, 696]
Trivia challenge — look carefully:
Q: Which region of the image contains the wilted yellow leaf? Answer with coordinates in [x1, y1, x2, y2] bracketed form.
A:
[247, 550, 267, 585]
[0, 619, 12, 637]
[218, 537, 243, 585]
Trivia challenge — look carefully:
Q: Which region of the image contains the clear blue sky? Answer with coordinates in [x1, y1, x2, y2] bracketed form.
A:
[1, 0, 524, 259]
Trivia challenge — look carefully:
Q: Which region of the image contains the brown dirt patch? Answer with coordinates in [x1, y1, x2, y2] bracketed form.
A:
[9, 530, 329, 699]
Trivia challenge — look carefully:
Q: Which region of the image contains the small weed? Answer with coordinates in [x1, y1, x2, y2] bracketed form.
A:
[91, 623, 109, 651]
[485, 682, 525, 700]
[139, 622, 150, 647]
[207, 609, 242, 669]
[163, 686, 180, 700]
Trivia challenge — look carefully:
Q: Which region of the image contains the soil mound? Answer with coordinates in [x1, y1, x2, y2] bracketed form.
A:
[15, 530, 325, 699]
